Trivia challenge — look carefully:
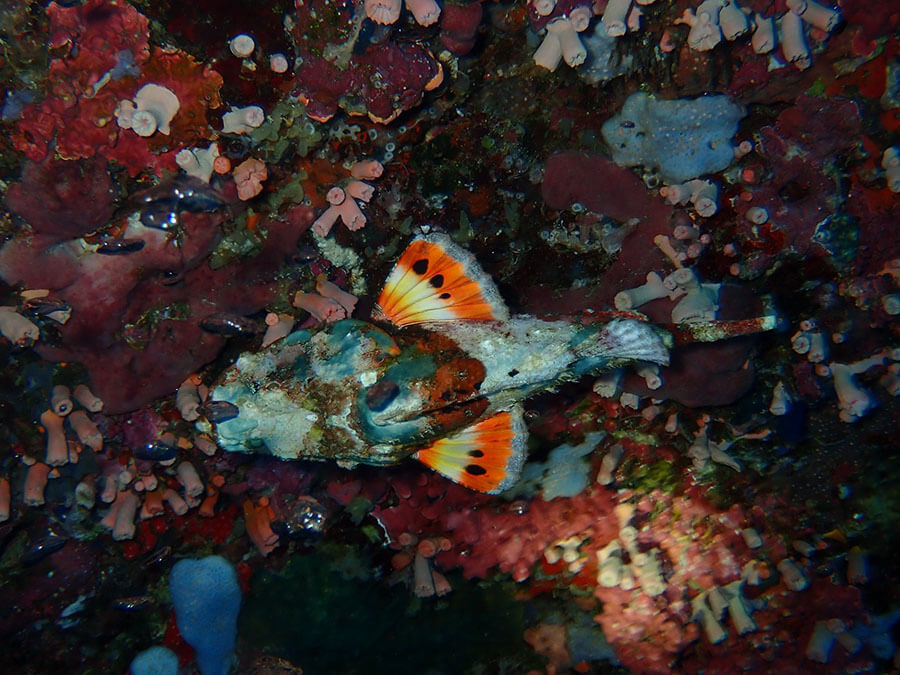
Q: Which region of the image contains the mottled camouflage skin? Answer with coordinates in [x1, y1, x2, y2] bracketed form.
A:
[207, 316, 667, 466]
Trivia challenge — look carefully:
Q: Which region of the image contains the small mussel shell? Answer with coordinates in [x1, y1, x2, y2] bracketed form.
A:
[172, 176, 228, 212]
[20, 528, 68, 566]
[113, 595, 154, 611]
[23, 295, 71, 317]
[134, 439, 179, 462]
[200, 313, 260, 337]
[203, 400, 240, 423]
[271, 496, 327, 539]
[140, 203, 179, 230]
[96, 237, 146, 255]
[137, 544, 172, 568]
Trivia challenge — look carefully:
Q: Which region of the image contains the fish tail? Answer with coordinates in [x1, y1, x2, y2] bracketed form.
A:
[574, 318, 670, 367]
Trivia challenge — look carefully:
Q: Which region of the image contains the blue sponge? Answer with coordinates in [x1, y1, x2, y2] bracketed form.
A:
[602, 92, 746, 183]
[169, 555, 242, 675]
[129, 646, 179, 675]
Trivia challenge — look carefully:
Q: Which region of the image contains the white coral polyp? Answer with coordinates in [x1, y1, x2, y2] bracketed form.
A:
[116, 83, 180, 137]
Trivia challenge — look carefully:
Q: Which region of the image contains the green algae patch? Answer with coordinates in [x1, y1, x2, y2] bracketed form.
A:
[240, 551, 529, 673]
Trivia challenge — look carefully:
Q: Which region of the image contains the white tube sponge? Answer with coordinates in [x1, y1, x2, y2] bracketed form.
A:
[531, 0, 557, 17]
[785, 0, 841, 32]
[780, 9, 811, 70]
[751, 13, 777, 53]
[719, 0, 749, 40]
[68, 410, 103, 452]
[614, 272, 670, 310]
[633, 550, 666, 595]
[597, 444, 625, 485]
[596, 540, 623, 587]
[176, 375, 203, 422]
[769, 380, 791, 415]
[683, 0, 726, 52]
[723, 580, 757, 634]
[687, 179, 719, 217]
[806, 620, 836, 663]
[550, 18, 587, 67]
[176, 144, 220, 183]
[882, 147, 900, 193]
[830, 354, 887, 422]
[692, 592, 727, 643]
[533, 29, 563, 71]
[777, 557, 809, 591]
[602, 0, 632, 37]
[73, 384, 104, 412]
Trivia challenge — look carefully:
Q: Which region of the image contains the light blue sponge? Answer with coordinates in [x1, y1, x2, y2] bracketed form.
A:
[602, 92, 746, 183]
[129, 646, 179, 675]
[169, 555, 241, 675]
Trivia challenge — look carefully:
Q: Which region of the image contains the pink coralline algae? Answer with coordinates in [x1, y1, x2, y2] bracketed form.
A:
[12, 0, 223, 177]
[539, 152, 764, 407]
[5, 155, 115, 243]
[0, 204, 311, 412]
[12, 0, 150, 163]
[439, 2, 484, 56]
[291, 1, 443, 124]
[372, 471, 618, 582]
[729, 96, 862, 279]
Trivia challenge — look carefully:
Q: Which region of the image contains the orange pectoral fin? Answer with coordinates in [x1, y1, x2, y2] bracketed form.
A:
[414, 406, 527, 494]
[376, 233, 509, 327]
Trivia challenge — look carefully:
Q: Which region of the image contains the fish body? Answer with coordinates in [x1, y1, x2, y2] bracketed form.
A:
[207, 234, 764, 493]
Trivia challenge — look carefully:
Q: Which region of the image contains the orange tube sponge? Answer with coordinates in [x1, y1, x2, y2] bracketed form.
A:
[0, 478, 10, 522]
[243, 497, 279, 556]
[68, 410, 103, 452]
[73, 384, 103, 412]
[40, 409, 69, 467]
[292, 291, 347, 323]
[113, 490, 140, 541]
[23, 464, 54, 506]
[315, 276, 357, 316]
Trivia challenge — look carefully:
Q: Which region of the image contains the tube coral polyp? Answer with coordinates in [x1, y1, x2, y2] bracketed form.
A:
[221, 106, 265, 135]
[365, 0, 441, 26]
[262, 313, 296, 348]
[116, 83, 180, 137]
[233, 158, 268, 201]
[312, 187, 366, 235]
